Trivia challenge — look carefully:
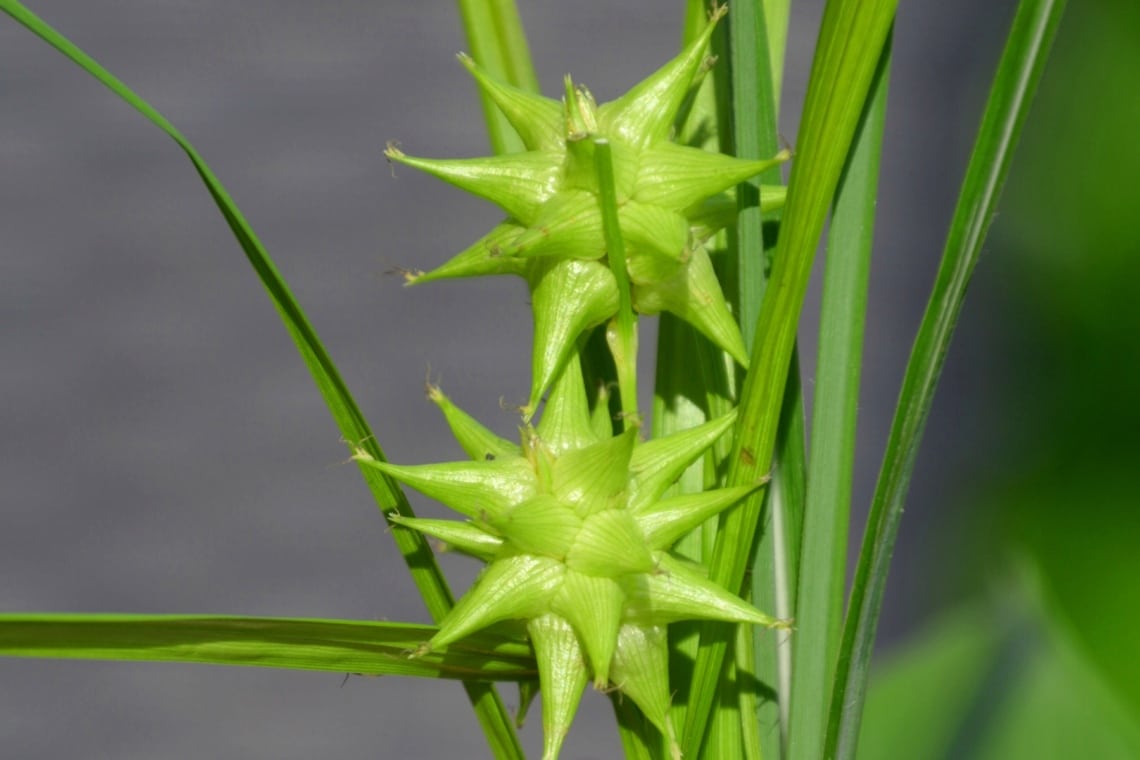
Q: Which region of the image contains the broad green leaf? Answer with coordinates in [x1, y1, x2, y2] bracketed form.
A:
[684, 0, 899, 755]
[0, 3, 525, 755]
[0, 613, 534, 680]
[786, 36, 892, 760]
[828, 1, 1068, 758]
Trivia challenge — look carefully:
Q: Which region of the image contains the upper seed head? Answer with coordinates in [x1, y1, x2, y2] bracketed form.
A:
[387, 9, 788, 408]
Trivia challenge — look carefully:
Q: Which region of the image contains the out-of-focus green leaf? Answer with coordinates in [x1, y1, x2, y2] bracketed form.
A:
[858, 608, 1001, 759]
[828, 1, 1067, 757]
[0, 614, 535, 680]
[987, 0, 1140, 717]
[858, 578, 1140, 760]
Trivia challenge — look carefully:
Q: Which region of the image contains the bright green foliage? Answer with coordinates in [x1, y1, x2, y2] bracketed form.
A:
[385, 6, 787, 413]
[0, 1, 1083, 759]
[355, 353, 781, 760]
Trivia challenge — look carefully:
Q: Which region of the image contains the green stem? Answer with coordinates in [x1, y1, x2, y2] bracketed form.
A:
[594, 138, 639, 429]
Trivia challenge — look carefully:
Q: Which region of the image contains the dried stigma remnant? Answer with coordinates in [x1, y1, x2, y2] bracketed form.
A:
[385, 5, 787, 414]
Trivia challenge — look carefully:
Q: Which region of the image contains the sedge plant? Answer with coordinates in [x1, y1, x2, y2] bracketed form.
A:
[0, 0, 1067, 758]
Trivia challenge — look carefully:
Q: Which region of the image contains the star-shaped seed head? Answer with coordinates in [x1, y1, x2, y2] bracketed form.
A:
[354, 355, 783, 759]
[385, 6, 788, 412]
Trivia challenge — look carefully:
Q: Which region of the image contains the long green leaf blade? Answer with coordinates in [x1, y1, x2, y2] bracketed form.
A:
[763, 0, 791, 111]
[0, 3, 525, 756]
[0, 0, 447, 627]
[826, 1, 1068, 758]
[729, 6, 805, 758]
[0, 614, 535, 680]
[787, 35, 892, 760]
[683, 0, 899, 754]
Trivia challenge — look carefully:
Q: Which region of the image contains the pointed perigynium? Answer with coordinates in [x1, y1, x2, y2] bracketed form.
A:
[385, 6, 788, 412]
[354, 356, 783, 760]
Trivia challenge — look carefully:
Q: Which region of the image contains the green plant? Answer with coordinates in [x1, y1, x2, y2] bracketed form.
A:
[0, 0, 1085, 758]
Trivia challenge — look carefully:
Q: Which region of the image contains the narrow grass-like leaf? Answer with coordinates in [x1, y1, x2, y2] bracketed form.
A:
[667, 0, 738, 550]
[0, 0, 448, 619]
[0, 3, 524, 756]
[724, 0, 782, 347]
[0, 614, 535, 680]
[749, 347, 807, 753]
[826, 2, 1067, 757]
[734, 620, 763, 760]
[677, 5, 806, 756]
[763, 0, 792, 110]
[728, 7, 806, 759]
[787, 35, 892, 760]
[456, 0, 539, 155]
[683, 0, 899, 754]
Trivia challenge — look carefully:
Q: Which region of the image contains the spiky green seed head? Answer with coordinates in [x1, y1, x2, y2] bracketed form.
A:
[386, 7, 788, 410]
[354, 355, 784, 759]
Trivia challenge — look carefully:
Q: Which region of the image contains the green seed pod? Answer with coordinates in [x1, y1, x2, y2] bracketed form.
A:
[386, 6, 788, 409]
[353, 354, 784, 759]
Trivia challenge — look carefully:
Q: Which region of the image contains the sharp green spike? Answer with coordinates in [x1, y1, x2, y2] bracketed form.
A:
[527, 615, 589, 760]
[458, 53, 564, 152]
[631, 245, 750, 367]
[385, 145, 561, 226]
[353, 454, 536, 520]
[628, 409, 737, 510]
[429, 554, 565, 649]
[610, 624, 679, 759]
[515, 678, 540, 730]
[635, 143, 791, 211]
[635, 483, 767, 549]
[623, 553, 784, 628]
[387, 515, 503, 560]
[686, 184, 788, 240]
[407, 222, 529, 284]
[427, 383, 520, 462]
[597, 5, 726, 149]
[588, 380, 614, 441]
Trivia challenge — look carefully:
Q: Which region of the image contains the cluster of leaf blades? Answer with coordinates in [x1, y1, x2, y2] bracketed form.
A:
[0, 0, 1067, 759]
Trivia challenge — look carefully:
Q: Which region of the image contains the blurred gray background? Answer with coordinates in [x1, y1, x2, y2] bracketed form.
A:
[0, 0, 1060, 757]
